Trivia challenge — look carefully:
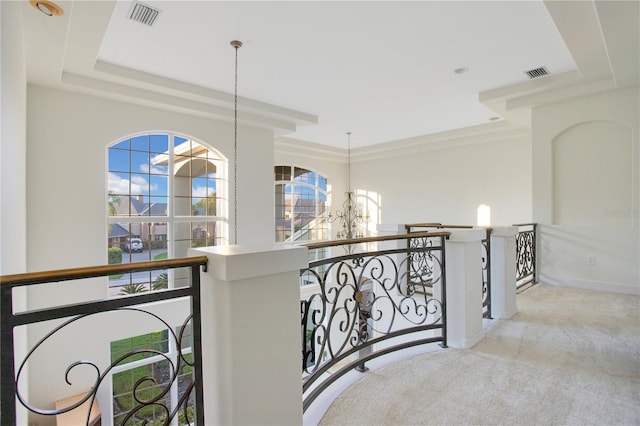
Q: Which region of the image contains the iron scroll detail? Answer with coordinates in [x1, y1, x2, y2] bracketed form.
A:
[14, 308, 196, 425]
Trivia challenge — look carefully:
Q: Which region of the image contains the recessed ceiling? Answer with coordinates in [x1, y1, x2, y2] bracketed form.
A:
[96, 1, 576, 147]
[21, 1, 638, 148]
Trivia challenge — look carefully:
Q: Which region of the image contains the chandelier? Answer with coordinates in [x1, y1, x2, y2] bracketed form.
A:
[328, 132, 369, 239]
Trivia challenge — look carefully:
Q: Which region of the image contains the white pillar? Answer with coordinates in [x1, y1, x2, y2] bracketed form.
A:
[444, 228, 485, 349]
[489, 226, 518, 319]
[191, 244, 308, 426]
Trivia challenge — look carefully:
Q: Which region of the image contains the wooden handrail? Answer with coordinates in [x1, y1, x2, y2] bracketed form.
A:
[302, 231, 450, 250]
[405, 223, 475, 230]
[512, 223, 537, 227]
[0, 256, 209, 287]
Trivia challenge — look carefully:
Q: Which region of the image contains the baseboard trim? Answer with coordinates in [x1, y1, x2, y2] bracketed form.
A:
[460, 330, 485, 349]
[539, 274, 640, 296]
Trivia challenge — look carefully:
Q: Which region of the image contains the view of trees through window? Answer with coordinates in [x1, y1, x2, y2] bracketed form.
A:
[107, 133, 227, 297]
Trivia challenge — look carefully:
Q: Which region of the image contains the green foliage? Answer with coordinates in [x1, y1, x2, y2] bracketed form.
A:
[153, 252, 168, 260]
[152, 273, 168, 291]
[149, 240, 167, 250]
[110, 330, 194, 425]
[108, 247, 123, 265]
[190, 238, 216, 248]
[118, 283, 148, 295]
[192, 192, 216, 216]
[108, 193, 121, 216]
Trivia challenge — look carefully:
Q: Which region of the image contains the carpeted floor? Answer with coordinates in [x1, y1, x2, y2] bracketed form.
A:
[319, 283, 640, 425]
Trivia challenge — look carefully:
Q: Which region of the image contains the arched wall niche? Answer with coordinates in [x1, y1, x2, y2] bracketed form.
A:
[552, 120, 633, 226]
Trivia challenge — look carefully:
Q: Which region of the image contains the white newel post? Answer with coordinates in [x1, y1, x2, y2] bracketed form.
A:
[489, 226, 518, 319]
[190, 244, 308, 426]
[445, 228, 486, 349]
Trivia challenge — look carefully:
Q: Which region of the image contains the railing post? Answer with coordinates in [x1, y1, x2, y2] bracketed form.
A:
[1, 286, 17, 425]
[444, 228, 486, 349]
[489, 226, 519, 319]
[190, 244, 308, 426]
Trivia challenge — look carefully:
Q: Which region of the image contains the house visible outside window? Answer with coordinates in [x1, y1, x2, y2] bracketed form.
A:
[275, 166, 329, 243]
[107, 133, 227, 296]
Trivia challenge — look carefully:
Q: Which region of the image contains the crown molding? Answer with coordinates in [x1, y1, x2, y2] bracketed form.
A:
[275, 137, 345, 163]
[350, 121, 530, 162]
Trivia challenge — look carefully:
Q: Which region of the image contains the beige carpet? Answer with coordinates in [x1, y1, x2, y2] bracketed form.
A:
[319, 284, 640, 425]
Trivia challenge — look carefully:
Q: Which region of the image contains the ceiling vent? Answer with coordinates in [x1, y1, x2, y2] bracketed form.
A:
[524, 66, 549, 79]
[128, 2, 161, 26]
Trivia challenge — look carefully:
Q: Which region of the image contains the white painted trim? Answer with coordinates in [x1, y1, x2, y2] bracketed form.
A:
[461, 330, 486, 350]
[275, 137, 345, 163]
[351, 121, 530, 162]
[540, 274, 640, 296]
[94, 60, 317, 126]
[61, 73, 301, 133]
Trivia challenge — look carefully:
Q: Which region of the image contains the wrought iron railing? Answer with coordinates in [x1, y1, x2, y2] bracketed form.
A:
[300, 231, 449, 411]
[513, 223, 537, 292]
[405, 224, 491, 319]
[0, 256, 208, 425]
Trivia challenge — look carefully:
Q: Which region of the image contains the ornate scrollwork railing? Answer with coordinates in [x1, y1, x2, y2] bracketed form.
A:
[481, 229, 492, 319]
[0, 256, 208, 425]
[300, 231, 449, 412]
[405, 224, 491, 319]
[513, 223, 537, 291]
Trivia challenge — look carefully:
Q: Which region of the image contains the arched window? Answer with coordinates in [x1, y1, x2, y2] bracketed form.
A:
[275, 166, 328, 242]
[107, 133, 227, 295]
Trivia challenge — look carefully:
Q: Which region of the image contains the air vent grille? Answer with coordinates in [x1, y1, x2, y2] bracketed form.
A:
[129, 2, 161, 26]
[525, 67, 549, 79]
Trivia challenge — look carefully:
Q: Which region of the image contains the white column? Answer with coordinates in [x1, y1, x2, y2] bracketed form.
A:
[444, 228, 485, 349]
[191, 244, 308, 426]
[489, 226, 518, 319]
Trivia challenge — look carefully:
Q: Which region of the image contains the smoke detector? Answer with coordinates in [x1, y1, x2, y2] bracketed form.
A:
[128, 2, 161, 26]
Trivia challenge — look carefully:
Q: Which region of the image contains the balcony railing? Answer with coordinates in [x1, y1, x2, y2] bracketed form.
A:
[406, 224, 492, 319]
[300, 231, 449, 411]
[0, 256, 208, 425]
[513, 223, 537, 292]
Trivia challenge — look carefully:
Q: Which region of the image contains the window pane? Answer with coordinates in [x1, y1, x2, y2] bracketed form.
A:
[149, 134, 169, 153]
[274, 167, 328, 243]
[108, 148, 130, 172]
[275, 165, 291, 181]
[150, 175, 168, 197]
[108, 134, 226, 294]
[131, 134, 149, 151]
[112, 139, 130, 150]
[131, 151, 150, 174]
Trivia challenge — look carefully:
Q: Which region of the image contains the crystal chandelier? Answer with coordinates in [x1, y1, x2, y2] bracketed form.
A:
[328, 132, 369, 239]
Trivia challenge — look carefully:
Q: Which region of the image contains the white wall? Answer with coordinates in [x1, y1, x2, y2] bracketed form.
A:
[1, 3, 30, 425]
[1, 0, 27, 276]
[351, 123, 532, 227]
[24, 85, 277, 423]
[532, 86, 640, 294]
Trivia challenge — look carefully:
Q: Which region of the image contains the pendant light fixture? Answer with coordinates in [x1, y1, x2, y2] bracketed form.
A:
[231, 40, 242, 244]
[328, 132, 368, 239]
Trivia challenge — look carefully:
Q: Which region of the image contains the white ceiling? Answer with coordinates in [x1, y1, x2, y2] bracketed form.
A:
[21, 0, 639, 148]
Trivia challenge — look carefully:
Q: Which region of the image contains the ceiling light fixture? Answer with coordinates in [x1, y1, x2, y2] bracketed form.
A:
[328, 132, 369, 239]
[29, 0, 64, 16]
[231, 40, 243, 245]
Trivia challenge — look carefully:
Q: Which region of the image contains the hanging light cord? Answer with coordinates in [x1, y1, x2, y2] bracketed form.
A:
[347, 131, 352, 193]
[231, 40, 242, 245]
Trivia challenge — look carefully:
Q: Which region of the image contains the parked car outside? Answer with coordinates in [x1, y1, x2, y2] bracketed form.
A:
[124, 237, 143, 253]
